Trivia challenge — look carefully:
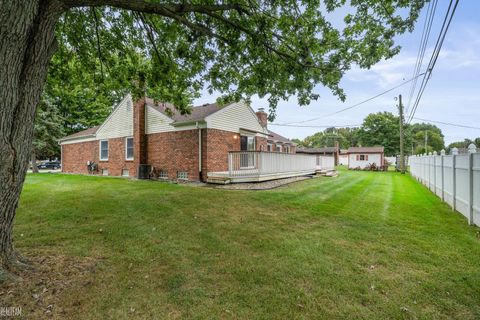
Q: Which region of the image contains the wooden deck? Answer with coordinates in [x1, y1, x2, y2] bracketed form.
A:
[206, 151, 335, 184]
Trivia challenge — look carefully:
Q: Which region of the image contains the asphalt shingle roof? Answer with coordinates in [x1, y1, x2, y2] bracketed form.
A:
[59, 126, 99, 141]
[267, 130, 294, 144]
[348, 146, 384, 153]
[146, 98, 223, 123]
[297, 147, 338, 154]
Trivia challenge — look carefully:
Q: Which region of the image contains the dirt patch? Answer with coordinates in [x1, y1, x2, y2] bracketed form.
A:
[0, 251, 100, 319]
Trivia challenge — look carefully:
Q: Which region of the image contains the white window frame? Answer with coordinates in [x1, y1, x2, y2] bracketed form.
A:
[177, 171, 188, 180]
[99, 140, 109, 161]
[276, 144, 282, 152]
[267, 143, 273, 152]
[125, 137, 134, 160]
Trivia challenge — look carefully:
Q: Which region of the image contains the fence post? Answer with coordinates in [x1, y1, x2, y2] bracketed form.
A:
[452, 147, 458, 212]
[433, 151, 437, 194]
[428, 152, 432, 190]
[468, 144, 477, 225]
[440, 149, 445, 201]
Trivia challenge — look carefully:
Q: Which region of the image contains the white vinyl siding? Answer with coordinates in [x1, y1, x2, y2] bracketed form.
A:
[125, 137, 134, 160]
[96, 95, 134, 139]
[348, 153, 382, 169]
[100, 140, 108, 161]
[145, 105, 176, 134]
[206, 101, 266, 134]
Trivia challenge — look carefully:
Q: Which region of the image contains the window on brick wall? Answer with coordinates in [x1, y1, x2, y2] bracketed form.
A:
[177, 171, 188, 180]
[102, 168, 108, 176]
[276, 144, 282, 152]
[125, 137, 134, 160]
[100, 140, 108, 161]
[267, 143, 273, 151]
[122, 169, 129, 177]
[159, 170, 168, 179]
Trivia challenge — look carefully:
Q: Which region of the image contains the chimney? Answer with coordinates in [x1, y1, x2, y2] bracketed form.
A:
[133, 97, 147, 166]
[256, 107, 268, 128]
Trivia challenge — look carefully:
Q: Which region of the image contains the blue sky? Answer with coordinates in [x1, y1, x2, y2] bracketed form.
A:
[194, 1, 480, 146]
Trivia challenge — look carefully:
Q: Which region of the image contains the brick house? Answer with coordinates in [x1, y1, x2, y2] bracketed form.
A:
[59, 95, 297, 181]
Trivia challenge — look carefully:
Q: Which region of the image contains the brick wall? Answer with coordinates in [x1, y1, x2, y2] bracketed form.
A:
[256, 136, 267, 151]
[147, 129, 200, 181]
[134, 98, 147, 166]
[62, 140, 97, 174]
[201, 129, 240, 180]
[62, 137, 136, 176]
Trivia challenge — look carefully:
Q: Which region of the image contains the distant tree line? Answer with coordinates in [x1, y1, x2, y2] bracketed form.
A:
[294, 111, 480, 157]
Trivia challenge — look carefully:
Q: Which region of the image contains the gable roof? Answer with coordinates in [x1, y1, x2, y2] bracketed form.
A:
[59, 126, 99, 142]
[297, 147, 338, 154]
[348, 146, 384, 153]
[146, 98, 224, 124]
[268, 130, 295, 145]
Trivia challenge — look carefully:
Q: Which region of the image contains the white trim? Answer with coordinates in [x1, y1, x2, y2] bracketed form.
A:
[99, 139, 109, 161]
[125, 137, 134, 160]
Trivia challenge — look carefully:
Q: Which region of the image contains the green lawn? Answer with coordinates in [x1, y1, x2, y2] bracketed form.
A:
[11, 170, 480, 319]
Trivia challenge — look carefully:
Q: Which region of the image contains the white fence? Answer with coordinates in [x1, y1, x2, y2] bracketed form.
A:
[228, 151, 317, 178]
[409, 146, 480, 226]
[316, 155, 335, 171]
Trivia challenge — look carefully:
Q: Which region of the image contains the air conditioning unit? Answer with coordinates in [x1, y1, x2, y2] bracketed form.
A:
[137, 164, 151, 179]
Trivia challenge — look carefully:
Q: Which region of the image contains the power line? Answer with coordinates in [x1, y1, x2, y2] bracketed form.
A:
[270, 123, 362, 128]
[412, 117, 480, 130]
[406, 0, 459, 124]
[279, 73, 425, 125]
[405, 0, 438, 116]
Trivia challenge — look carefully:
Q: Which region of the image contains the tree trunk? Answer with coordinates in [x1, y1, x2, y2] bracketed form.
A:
[0, 1, 64, 271]
[31, 150, 39, 174]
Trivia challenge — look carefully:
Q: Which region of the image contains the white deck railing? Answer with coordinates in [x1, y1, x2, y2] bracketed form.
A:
[228, 151, 317, 178]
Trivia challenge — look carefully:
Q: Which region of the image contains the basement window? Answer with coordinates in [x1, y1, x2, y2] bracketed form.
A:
[122, 169, 129, 177]
[159, 170, 168, 179]
[102, 169, 109, 176]
[177, 171, 188, 180]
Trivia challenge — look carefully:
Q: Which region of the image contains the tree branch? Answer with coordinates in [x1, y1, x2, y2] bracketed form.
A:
[61, 0, 246, 15]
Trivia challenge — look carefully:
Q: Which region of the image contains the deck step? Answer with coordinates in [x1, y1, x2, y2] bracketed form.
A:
[316, 169, 337, 177]
[207, 177, 231, 184]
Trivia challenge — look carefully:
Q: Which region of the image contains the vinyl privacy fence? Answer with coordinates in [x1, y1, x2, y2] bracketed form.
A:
[409, 151, 480, 226]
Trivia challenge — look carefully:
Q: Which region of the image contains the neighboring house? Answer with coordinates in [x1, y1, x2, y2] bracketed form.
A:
[347, 146, 385, 169]
[296, 146, 339, 165]
[267, 130, 297, 153]
[59, 95, 299, 182]
[338, 149, 349, 166]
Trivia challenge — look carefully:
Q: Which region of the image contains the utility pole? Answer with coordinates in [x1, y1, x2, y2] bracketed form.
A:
[398, 94, 405, 174]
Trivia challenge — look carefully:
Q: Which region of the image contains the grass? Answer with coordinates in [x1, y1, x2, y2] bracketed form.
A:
[11, 170, 480, 319]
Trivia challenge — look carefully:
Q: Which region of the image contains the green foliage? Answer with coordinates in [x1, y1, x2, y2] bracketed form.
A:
[407, 122, 445, 154]
[447, 139, 474, 152]
[32, 95, 65, 159]
[356, 112, 400, 156]
[298, 127, 359, 149]
[48, 0, 426, 121]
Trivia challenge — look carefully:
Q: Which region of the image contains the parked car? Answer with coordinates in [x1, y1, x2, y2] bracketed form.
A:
[38, 161, 61, 170]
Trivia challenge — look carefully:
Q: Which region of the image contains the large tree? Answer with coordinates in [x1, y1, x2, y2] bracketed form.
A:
[356, 112, 400, 156]
[0, 0, 426, 276]
[408, 122, 445, 154]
